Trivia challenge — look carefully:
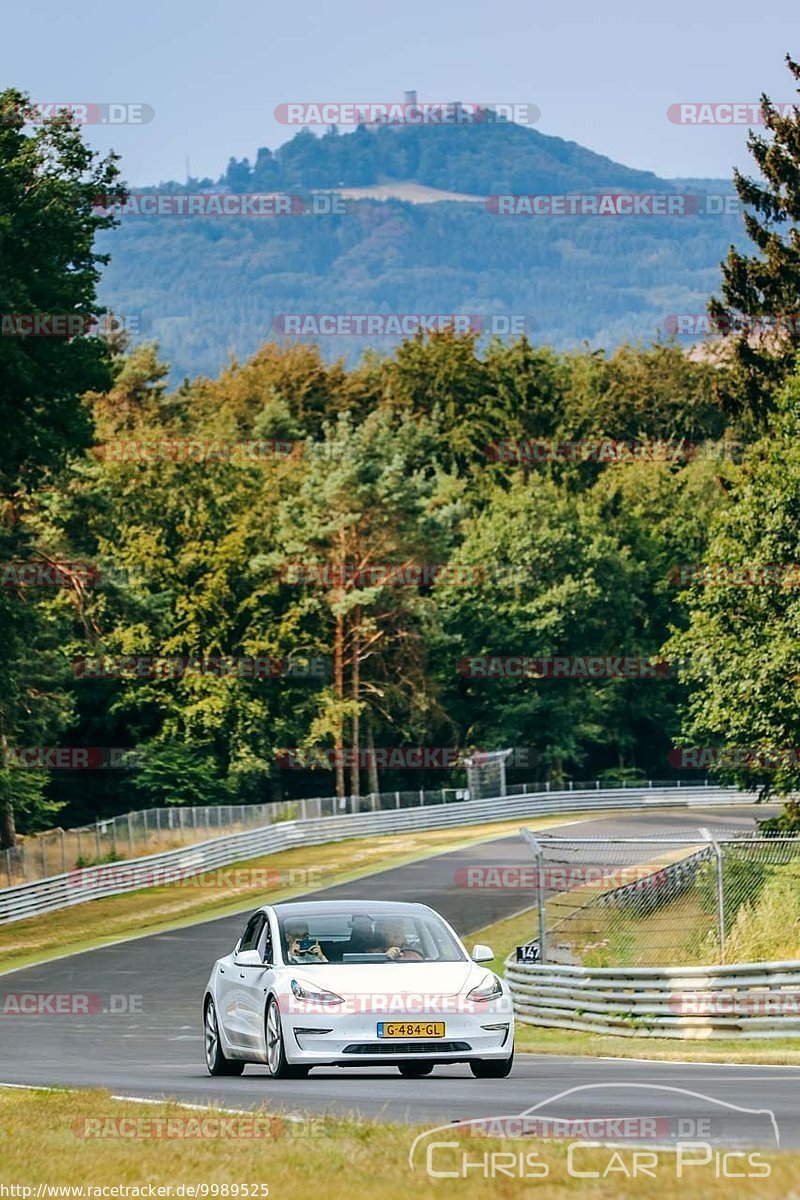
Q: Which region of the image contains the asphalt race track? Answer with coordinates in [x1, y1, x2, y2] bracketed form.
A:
[2, 805, 798, 1149]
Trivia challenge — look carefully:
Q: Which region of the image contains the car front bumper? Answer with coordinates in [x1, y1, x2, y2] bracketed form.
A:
[281, 1001, 514, 1066]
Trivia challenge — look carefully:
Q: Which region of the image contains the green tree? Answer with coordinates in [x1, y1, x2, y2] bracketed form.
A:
[666, 365, 800, 808]
[0, 90, 124, 849]
[433, 475, 640, 779]
[709, 55, 800, 427]
[263, 408, 451, 798]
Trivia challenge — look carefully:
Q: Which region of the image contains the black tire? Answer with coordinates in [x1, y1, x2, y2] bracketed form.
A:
[265, 998, 309, 1079]
[204, 998, 245, 1076]
[470, 1049, 514, 1079]
[398, 1062, 434, 1077]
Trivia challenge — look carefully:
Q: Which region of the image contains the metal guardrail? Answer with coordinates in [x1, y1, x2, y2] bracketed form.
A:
[505, 958, 800, 1039]
[5, 777, 718, 886]
[0, 785, 742, 924]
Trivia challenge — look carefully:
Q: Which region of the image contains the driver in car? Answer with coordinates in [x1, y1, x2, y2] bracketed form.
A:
[285, 920, 327, 963]
[379, 919, 424, 960]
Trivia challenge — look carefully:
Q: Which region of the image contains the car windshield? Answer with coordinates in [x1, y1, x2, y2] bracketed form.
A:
[277, 908, 465, 965]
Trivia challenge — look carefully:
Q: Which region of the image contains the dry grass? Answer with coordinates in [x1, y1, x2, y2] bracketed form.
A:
[0, 810, 610, 974]
[1, 1088, 797, 1200]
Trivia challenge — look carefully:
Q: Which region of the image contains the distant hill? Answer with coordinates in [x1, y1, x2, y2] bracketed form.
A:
[212, 119, 674, 196]
[98, 119, 740, 381]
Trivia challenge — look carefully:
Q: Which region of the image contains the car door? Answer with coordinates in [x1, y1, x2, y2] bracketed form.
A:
[218, 913, 267, 1052]
[229, 912, 276, 1058]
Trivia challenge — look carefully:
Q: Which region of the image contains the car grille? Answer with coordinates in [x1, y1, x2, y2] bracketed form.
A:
[342, 1040, 471, 1054]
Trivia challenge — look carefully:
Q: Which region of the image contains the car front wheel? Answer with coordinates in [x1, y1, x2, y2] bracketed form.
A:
[204, 999, 245, 1076]
[398, 1062, 434, 1077]
[265, 998, 309, 1079]
[470, 1049, 514, 1079]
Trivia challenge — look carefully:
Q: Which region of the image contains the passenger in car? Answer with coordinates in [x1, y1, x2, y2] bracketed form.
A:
[285, 921, 327, 963]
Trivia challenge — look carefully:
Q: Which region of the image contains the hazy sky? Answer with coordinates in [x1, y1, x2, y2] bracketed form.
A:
[3, 0, 799, 186]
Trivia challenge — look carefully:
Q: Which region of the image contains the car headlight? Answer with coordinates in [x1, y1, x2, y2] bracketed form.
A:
[467, 974, 503, 1003]
[290, 978, 344, 1006]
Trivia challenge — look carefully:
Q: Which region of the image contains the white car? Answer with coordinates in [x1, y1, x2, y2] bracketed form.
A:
[203, 899, 514, 1078]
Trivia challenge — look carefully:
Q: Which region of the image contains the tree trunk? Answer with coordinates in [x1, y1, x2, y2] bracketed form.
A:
[334, 608, 345, 801]
[365, 716, 380, 797]
[0, 795, 14, 852]
[0, 733, 15, 850]
[350, 608, 360, 799]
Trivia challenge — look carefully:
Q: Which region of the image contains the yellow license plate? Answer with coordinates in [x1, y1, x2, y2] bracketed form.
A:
[377, 1021, 445, 1038]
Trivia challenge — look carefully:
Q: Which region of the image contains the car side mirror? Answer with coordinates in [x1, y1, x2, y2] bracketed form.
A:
[235, 949, 264, 967]
[471, 943, 494, 963]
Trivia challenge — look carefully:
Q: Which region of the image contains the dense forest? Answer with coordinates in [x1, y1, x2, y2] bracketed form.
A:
[2, 68, 800, 845]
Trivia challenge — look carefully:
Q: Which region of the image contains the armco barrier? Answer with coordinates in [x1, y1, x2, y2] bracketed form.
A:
[0, 785, 744, 924]
[505, 958, 800, 1039]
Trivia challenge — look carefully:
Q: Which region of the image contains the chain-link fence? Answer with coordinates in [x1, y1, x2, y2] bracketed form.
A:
[518, 829, 800, 967]
[3, 777, 719, 888]
[2, 790, 441, 884]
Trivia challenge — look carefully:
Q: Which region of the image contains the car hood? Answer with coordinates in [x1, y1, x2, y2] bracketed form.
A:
[284, 960, 481, 999]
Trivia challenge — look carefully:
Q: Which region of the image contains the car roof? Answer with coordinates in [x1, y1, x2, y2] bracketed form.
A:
[268, 899, 433, 917]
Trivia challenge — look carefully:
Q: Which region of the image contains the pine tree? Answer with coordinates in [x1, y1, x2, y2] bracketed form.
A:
[709, 55, 800, 428]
